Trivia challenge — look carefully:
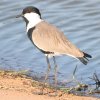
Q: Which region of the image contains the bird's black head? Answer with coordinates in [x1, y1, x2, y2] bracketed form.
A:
[16, 6, 42, 27]
[16, 6, 41, 18]
[22, 6, 41, 17]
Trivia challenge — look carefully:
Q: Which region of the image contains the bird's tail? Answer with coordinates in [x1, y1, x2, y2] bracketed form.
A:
[78, 52, 92, 65]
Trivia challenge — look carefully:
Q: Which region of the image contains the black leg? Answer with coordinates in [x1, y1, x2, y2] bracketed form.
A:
[53, 56, 58, 95]
[40, 55, 51, 94]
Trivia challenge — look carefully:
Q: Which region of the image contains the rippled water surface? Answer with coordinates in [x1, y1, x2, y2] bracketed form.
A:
[0, 0, 100, 88]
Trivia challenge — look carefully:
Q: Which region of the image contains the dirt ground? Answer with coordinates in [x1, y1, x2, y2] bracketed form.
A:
[0, 71, 99, 100]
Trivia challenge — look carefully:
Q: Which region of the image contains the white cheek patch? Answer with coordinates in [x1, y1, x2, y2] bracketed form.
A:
[24, 12, 43, 32]
[24, 13, 39, 21]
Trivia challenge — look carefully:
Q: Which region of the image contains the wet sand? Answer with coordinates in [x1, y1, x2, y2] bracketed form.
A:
[0, 71, 98, 100]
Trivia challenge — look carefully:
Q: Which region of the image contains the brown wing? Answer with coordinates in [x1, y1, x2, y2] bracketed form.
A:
[32, 21, 83, 57]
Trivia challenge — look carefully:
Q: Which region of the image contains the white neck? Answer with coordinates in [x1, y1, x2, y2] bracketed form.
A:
[24, 12, 43, 32]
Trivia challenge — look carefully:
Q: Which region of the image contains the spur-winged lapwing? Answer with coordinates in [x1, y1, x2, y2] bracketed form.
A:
[16, 6, 92, 94]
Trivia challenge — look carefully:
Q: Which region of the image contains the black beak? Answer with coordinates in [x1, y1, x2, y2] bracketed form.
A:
[16, 14, 23, 18]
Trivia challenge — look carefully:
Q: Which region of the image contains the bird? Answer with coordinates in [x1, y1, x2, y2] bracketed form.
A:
[16, 6, 92, 94]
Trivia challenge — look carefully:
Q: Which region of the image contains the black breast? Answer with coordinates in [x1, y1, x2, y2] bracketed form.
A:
[27, 27, 35, 42]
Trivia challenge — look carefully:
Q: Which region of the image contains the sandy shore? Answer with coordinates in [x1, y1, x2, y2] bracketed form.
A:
[0, 71, 99, 100]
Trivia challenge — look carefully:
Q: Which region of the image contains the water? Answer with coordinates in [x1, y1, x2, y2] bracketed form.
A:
[0, 0, 100, 87]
